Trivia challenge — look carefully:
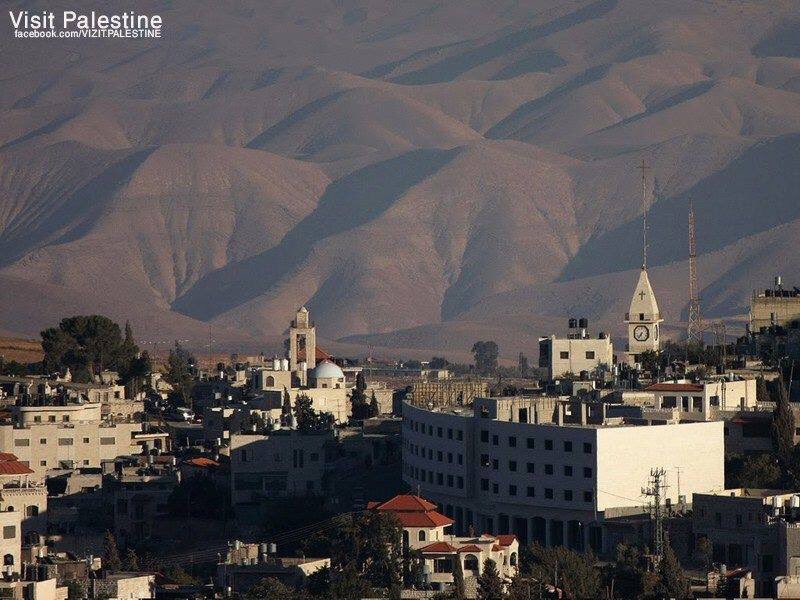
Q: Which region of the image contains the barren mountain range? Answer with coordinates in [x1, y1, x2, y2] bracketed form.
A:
[2, 0, 800, 360]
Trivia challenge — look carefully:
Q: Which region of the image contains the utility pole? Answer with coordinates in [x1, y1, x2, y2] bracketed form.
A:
[642, 467, 668, 558]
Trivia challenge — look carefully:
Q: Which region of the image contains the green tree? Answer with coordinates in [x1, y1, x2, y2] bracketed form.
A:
[0, 358, 29, 377]
[369, 391, 380, 417]
[471, 341, 499, 374]
[736, 453, 781, 488]
[41, 315, 133, 380]
[66, 580, 86, 600]
[403, 548, 424, 589]
[245, 577, 307, 600]
[163, 341, 196, 408]
[451, 556, 467, 600]
[293, 393, 333, 431]
[355, 371, 367, 393]
[477, 558, 504, 600]
[102, 530, 121, 573]
[694, 536, 713, 572]
[122, 548, 139, 571]
[527, 543, 601, 600]
[162, 566, 199, 585]
[507, 574, 542, 600]
[350, 380, 370, 421]
[757, 376, 770, 402]
[656, 540, 690, 600]
[167, 473, 231, 519]
[430, 357, 448, 369]
[771, 380, 795, 460]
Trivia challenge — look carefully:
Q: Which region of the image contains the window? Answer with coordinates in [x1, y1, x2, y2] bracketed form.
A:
[508, 460, 517, 472]
[526, 486, 535, 497]
[585, 351, 595, 359]
[527, 462, 535, 474]
[457, 454, 463, 465]
[25, 506, 38, 517]
[492, 459, 498, 470]
[62, 415, 69, 422]
[480, 430, 489, 443]
[526, 437, 535, 449]
[492, 435, 499, 446]
[39, 461, 46, 467]
[48, 416, 56, 423]
[58, 438, 73, 446]
[563, 465, 573, 476]
[464, 554, 479, 571]
[447, 475, 453, 487]
[508, 436, 517, 447]
[14, 439, 29, 447]
[447, 453, 453, 464]
[33, 416, 41, 423]
[639, 312, 644, 321]
[560, 351, 569, 359]
[509, 485, 517, 496]
[564, 441, 572, 452]
[83, 437, 90, 444]
[564, 490, 573, 501]
[437, 451, 443, 462]
[447, 428, 453, 439]
[481, 479, 489, 491]
[457, 476, 464, 489]
[584, 467, 593, 478]
[436, 473, 443, 485]
[437, 427, 443, 438]
[2, 526, 15, 539]
[545, 464, 553, 475]
[545, 488, 553, 499]
[456, 430, 463, 441]
[584, 491, 593, 503]
[545, 439, 553, 450]
[418, 530, 426, 542]
[492, 483, 499, 494]
[583, 442, 592, 454]
[39, 439, 46, 445]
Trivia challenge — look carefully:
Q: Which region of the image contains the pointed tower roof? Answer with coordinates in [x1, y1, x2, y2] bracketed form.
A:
[627, 268, 662, 322]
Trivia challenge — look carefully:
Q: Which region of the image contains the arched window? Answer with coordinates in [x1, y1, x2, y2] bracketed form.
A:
[5, 506, 13, 512]
[510, 552, 518, 566]
[25, 506, 38, 517]
[418, 530, 426, 542]
[3, 554, 13, 566]
[464, 554, 479, 571]
[266, 376, 275, 387]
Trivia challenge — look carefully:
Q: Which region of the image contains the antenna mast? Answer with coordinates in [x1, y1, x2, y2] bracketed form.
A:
[642, 467, 668, 558]
[687, 201, 703, 344]
[638, 160, 650, 270]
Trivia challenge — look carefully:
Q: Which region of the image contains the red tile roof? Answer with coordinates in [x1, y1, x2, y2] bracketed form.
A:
[457, 544, 482, 553]
[297, 346, 333, 362]
[184, 457, 219, 468]
[371, 494, 438, 512]
[0, 460, 34, 476]
[496, 534, 516, 547]
[420, 541, 458, 553]
[369, 494, 454, 528]
[0, 453, 19, 462]
[646, 383, 703, 392]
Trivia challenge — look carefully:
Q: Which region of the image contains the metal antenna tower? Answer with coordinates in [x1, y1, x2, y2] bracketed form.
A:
[687, 201, 703, 344]
[638, 160, 650, 270]
[641, 468, 668, 558]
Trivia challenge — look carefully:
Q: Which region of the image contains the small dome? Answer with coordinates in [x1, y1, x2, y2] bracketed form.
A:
[312, 360, 344, 380]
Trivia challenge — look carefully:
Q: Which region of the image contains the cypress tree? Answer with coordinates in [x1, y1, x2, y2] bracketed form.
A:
[102, 530, 122, 573]
[657, 540, 690, 600]
[452, 557, 466, 600]
[477, 558, 504, 600]
[771, 379, 795, 460]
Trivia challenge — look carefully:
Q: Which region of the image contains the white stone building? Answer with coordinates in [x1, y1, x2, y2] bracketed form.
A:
[402, 396, 724, 555]
[538, 329, 613, 380]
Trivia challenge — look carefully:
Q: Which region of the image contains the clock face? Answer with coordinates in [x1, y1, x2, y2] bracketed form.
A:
[634, 325, 650, 342]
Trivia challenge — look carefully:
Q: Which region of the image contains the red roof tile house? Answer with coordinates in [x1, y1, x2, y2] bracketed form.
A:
[369, 494, 519, 593]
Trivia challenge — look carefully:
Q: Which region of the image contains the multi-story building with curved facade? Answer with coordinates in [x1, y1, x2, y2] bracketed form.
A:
[402, 395, 725, 555]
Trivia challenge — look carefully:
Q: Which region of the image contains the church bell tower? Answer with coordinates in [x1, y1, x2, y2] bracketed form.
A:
[626, 160, 663, 363]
